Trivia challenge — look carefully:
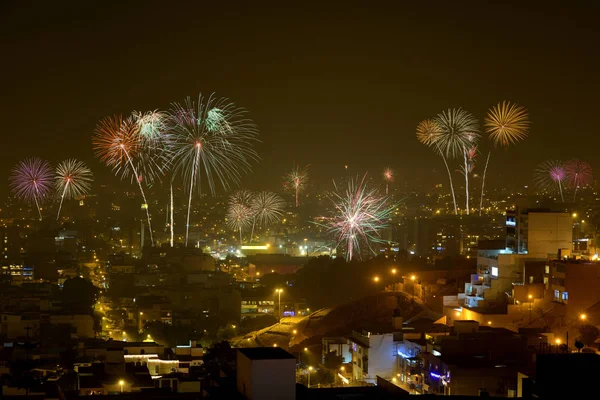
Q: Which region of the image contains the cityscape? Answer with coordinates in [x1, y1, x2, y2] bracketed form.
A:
[1, 1, 599, 399]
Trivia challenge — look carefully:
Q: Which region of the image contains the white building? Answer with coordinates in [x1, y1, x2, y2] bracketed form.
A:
[348, 330, 400, 384]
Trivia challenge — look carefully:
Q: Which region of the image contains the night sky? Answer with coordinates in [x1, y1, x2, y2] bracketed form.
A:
[2, 1, 599, 196]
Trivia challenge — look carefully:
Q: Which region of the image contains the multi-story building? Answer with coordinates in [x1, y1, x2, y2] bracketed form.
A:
[506, 208, 571, 257]
[547, 259, 600, 320]
[348, 329, 401, 384]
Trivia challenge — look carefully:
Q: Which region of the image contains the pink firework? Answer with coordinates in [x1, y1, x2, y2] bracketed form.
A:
[325, 174, 396, 261]
[9, 158, 53, 220]
[564, 159, 593, 202]
[549, 165, 566, 183]
[549, 163, 566, 202]
[382, 167, 394, 195]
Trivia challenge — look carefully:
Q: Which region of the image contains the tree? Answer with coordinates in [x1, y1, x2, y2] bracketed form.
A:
[62, 277, 98, 313]
[577, 324, 600, 347]
[323, 351, 343, 370]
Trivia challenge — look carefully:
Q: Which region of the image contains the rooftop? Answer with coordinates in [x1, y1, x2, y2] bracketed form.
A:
[237, 347, 296, 360]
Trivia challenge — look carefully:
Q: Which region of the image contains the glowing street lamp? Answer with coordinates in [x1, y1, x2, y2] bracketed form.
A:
[580, 313, 587, 321]
[119, 380, 124, 393]
[391, 268, 397, 275]
[307, 366, 314, 388]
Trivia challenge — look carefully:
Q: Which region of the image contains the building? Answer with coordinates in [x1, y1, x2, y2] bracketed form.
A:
[236, 347, 296, 400]
[348, 329, 400, 384]
[247, 254, 309, 276]
[548, 259, 600, 320]
[506, 208, 571, 257]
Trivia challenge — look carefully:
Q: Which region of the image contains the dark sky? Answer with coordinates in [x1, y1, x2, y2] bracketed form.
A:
[2, 0, 599, 196]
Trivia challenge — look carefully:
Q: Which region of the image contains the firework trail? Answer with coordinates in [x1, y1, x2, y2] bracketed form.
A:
[227, 190, 255, 243]
[324, 174, 396, 261]
[170, 184, 174, 247]
[534, 160, 566, 202]
[480, 101, 529, 214]
[250, 191, 285, 239]
[169, 94, 259, 246]
[434, 108, 480, 215]
[416, 119, 458, 214]
[9, 158, 53, 220]
[92, 115, 159, 246]
[284, 165, 309, 207]
[383, 167, 394, 195]
[564, 159, 593, 202]
[55, 159, 93, 220]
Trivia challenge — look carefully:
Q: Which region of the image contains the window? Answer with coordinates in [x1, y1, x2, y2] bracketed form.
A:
[562, 292, 568, 301]
[529, 276, 534, 284]
[545, 265, 550, 274]
[554, 290, 559, 300]
[491, 267, 498, 277]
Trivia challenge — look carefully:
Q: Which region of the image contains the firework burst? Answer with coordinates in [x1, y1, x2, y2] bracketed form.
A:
[250, 191, 285, 239]
[92, 115, 158, 245]
[284, 165, 309, 207]
[564, 159, 593, 202]
[479, 101, 530, 215]
[325, 174, 395, 261]
[416, 119, 443, 147]
[485, 101, 530, 147]
[434, 108, 480, 158]
[534, 160, 566, 201]
[382, 167, 394, 195]
[10, 158, 53, 220]
[169, 93, 259, 245]
[132, 110, 169, 142]
[434, 108, 479, 214]
[416, 119, 458, 214]
[227, 190, 255, 243]
[55, 159, 93, 220]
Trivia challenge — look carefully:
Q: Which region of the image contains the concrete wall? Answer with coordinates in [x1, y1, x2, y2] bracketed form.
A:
[565, 262, 600, 319]
[528, 213, 572, 258]
[366, 334, 396, 381]
[253, 359, 296, 400]
[237, 352, 296, 400]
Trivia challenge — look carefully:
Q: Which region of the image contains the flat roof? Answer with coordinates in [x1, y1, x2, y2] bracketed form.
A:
[238, 347, 296, 360]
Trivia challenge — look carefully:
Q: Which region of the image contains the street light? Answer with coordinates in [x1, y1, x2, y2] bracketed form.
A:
[293, 329, 297, 335]
[275, 289, 284, 323]
[391, 268, 397, 275]
[410, 275, 416, 300]
[308, 366, 314, 388]
[119, 380, 124, 393]
[528, 294, 533, 323]
[580, 313, 587, 321]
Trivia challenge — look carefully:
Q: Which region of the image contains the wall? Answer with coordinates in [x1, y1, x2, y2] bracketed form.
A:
[565, 262, 600, 319]
[236, 352, 296, 400]
[450, 367, 518, 397]
[237, 352, 254, 399]
[365, 334, 397, 381]
[527, 213, 572, 258]
[253, 359, 296, 400]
